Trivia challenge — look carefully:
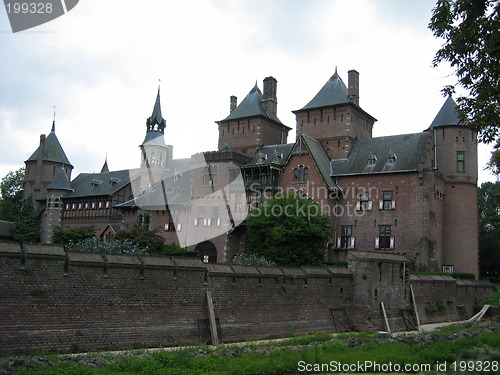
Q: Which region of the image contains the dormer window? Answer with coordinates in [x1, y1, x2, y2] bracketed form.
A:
[388, 152, 397, 164]
[91, 179, 103, 186]
[109, 177, 121, 184]
[367, 154, 377, 166]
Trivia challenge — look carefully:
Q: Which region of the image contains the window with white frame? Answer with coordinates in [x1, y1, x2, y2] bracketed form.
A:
[337, 225, 355, 249]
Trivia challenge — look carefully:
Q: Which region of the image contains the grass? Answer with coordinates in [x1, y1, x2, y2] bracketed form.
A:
[479, 283, 500, 306]
[9, 323, 500, 375]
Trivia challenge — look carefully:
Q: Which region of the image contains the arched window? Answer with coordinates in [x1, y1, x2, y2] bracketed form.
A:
[368, 154, 377, 166]
[293, 166, 309, 183]
[388, 152, 397, 164]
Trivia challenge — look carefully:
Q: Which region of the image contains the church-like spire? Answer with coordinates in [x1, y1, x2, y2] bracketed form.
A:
[146, 84, 166, 133]
[51, 105, 56, 132]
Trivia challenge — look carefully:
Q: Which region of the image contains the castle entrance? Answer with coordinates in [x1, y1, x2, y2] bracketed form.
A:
[196, 241, 217, 263]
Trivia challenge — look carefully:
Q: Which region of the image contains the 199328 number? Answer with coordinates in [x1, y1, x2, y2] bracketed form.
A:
[6, 2, 53, 14]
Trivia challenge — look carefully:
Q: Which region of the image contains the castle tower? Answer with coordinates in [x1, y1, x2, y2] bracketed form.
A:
[40, 168, 74, 243]
[24, 119, 73, 212]
[216, 77, 291, 155]
[431, 96, 479, 276]
[139, 86, 173, 192]
[292, 68, 376, 159]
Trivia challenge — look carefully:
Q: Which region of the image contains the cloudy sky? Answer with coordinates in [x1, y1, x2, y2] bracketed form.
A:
[0, 0, 496, 184]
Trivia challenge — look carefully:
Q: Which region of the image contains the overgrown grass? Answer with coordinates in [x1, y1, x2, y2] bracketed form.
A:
[10, 324, 500, 375]
[479, 283, 500, 306]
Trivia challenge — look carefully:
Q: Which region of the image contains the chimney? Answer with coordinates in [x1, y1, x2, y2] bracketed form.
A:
[348, 69, 359, 106]
[230, 95, 237, 112]
[34, 134, 46, 191]
[261, 76, 278, 120]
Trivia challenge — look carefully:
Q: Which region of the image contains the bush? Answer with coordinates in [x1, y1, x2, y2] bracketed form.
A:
[114, 227, 165, 254]
[65, 237, 148, 255]
[52, 226, 95, 246]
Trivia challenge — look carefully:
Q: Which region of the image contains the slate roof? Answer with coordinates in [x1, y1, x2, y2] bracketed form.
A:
[100, 159, 109, 173]
[244, 143, 294, 167]
[430, 96, 462, 128]
[330, 132, 430, 176]
[301, 70, 349, 110]
[116, 158, 192, 209]
[26, 123, 72, 166]
[63, 169, 139, 199]
[293, 133, 339, 191]
[221, 84, 282, 123]
[47, 168, 73, 192]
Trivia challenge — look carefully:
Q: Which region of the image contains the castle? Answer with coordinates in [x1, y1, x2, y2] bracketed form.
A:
[23, 68, 479, 276]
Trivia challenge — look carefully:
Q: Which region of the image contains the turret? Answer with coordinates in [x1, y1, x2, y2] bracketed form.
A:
[431, 96, 478, 277]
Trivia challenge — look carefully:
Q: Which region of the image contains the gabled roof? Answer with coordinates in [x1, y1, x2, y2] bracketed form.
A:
[300, 69, 349, 110]
[221, 84, 282, 123]
[288, 133, 339, 191]
[244, 143, 294, 167]
[63, 169, 139, 199]
[430, 96, 462, 128]
[47, 168, 73, 192]
[26, 123, 72, 166]
[330, 132, 430, 176]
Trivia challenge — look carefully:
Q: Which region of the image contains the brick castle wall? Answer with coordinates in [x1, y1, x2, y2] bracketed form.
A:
[0, 243, 492, 354]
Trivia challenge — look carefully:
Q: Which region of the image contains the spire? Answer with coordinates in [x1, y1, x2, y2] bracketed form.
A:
[51, 105, 56, 132]
[146, 83, 166, 133]
[101, 155, 109, 173]
[301, 68, 349, 110]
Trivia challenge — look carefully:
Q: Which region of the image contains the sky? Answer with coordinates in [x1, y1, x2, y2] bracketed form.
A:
[0, 0, 496, 185]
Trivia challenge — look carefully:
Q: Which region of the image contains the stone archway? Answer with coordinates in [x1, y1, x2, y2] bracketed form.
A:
[195, 240, 217, 263]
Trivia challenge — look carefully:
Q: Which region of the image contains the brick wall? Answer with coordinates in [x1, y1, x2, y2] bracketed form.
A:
[0, 243, 492, 354]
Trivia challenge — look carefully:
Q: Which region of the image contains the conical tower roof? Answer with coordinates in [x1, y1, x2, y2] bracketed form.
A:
[47, 168, 73, 192]
[26, 121, 72, 166]
[301, 69, 349, 110]
[430, 96, 462, 127]
[101, 158, 109, 173]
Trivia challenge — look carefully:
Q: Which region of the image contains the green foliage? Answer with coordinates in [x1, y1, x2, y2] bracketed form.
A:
[52, 226, 96, 246]
[10, 327, 500, 375]
[13, 194, 39, 243]
[0, 167, 25, 222]
[426, 301, 447, 313]
[245, 193, 331, 267]
[114, 227, 165, 254]
[478, 181, 500, 281]
[232, 253, 276, 267]
[429, 0, 500, 150]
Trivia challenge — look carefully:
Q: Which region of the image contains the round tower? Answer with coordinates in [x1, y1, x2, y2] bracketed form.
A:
[432, 97, 478, 277]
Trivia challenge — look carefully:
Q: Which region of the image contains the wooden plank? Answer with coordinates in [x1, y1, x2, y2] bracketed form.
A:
[380, 301, 391, 334]
[206, 291, 219, 345]
[410, 285, 421, 330]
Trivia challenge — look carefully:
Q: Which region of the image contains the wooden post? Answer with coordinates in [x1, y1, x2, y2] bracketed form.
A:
[380, 301, 391, 334]
[206, 291, 219, 345]
[410, 285, 421, 330]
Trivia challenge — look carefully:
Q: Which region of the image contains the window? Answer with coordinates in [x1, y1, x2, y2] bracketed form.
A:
[337, 225, 355, 249]
[202, 165, 218, 186]
[367, 154, 377, 166]
[375, 225, 394, 250]
[356, 192, 373, 211]
[442, 265, 454, 273]
[197, 206, 206, 226]
[457, 151, 465, 172]
[293, 165, 309, 183]
[379, 191, 396, 210]
[388, 152, 397, 164]
[211, 207, 221, 226]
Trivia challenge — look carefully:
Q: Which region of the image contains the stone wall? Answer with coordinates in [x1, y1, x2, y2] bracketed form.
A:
[0, 242, 492, 354]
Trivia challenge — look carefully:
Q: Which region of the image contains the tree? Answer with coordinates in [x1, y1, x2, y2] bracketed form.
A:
[0, 167, 25, 222]
[478, 181, 500, 281]
[429, 0, 500, 170]
[13, 194, 39, 243]
[52, 226, 96, 246]
[245, 193, 331, 267]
